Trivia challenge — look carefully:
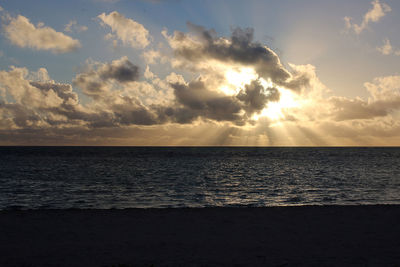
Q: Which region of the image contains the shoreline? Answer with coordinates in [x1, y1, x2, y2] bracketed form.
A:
[1, 205, 400, 266]
[2, 203, 399, 211]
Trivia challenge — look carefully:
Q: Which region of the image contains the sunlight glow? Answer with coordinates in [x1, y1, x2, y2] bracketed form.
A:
[220, 67, 302, 122]
[221, 67, 258, 95]
[255, 87, 301, 121]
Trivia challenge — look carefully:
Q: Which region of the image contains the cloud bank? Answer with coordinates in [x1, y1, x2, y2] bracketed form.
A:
[1, 16, 400, 145]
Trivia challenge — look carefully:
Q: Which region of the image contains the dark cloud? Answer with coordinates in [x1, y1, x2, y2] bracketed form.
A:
[25, 60, 282, 128]
[0, 51, 290, 133]
[0, 102, 41, 128]
[73, 72, 109, 98]
[0, 64, 159, 129]
[165, 23, 309, 91]
[168, 78, 244, 124]
[162, 77, 281, 125]
[98, 57, 139, 82]
[108, 95, 159, 125]
[237, 79, 280, 116]
[73, 56, 139, 98]
[154, 106, 197, 124]
[3, 15, 400, 146]
[30, 81, 79, 106]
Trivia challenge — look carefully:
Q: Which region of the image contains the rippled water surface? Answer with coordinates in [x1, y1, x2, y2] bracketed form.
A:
[1, 147, 400, 209]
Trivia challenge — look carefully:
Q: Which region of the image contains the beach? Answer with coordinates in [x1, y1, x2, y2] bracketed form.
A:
[1, 205, 399, 266]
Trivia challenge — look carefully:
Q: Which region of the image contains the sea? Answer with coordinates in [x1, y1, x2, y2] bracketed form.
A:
[0, 146, 399, 210]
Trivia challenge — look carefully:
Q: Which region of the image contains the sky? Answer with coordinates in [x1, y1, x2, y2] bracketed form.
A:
[0, 0, 400, 146]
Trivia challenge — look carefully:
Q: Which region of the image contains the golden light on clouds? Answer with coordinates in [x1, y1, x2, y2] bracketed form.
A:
[262, 87, 301, 121]
[223, 67, 258, 95]
[222, 66, 302, 122]
[1, 1, 400, 146]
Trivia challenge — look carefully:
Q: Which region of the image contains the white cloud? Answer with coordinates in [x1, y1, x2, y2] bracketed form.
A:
[98, 11, 150, 49]
[2, 15, 81, 53]
[64, 20, 88, 33]
[344, 0, 391, 34]
[365, 75, 400, 101]
[0, 67, 67, 109]
[142, 49, 161, 64]
[377, 38, 400, 56]
[377, 39, 393, 55]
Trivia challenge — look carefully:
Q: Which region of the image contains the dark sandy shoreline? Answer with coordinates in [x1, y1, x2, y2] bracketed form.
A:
[1, 205, 400, 266]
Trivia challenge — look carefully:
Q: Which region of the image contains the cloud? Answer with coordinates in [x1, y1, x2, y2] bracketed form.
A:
[167, 78, 244, 124]
[30, 81, 79, 107]
[0, 53, 285, 133]
[73, 57, 161, 126]
[72, 23, 291, 126]
[73, 56, 140, 98]
[329, 76, 400, 121]
[0, 67, 64, 109]
[0, 64, 161, 129]
[163, 23, 309, 91]
[64, 20, 88, 33]
[142, 49, 161, 64]
[161, 76, 284, 125]
[2, 15, 81, 53]
[344, 0, 391, 34]
[2, 63, 400, 145]
[377, 38, 393, 55]
[97, 57, 140, 82]
[2, 17, 400, 145]
[98, 11, 150, 49]
[329, 97, 389, 121]
[377, 39, 400, 56]
[0, 66, 84, 129]
[237, 80, 280, 116]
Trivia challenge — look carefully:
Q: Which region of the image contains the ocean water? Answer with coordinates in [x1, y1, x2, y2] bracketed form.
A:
[0, 147, 399, 209]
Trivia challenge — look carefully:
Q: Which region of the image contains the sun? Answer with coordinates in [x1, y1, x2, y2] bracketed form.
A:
[220, 67, 301, 122]
[220, 67, 258, 95]
[260, 87, 300, 120]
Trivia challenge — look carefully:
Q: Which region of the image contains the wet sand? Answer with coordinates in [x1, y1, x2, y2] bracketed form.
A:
[1, 205, 400, 266]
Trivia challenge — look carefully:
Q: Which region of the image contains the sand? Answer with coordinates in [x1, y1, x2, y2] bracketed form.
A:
[1, 205, 400, 266]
